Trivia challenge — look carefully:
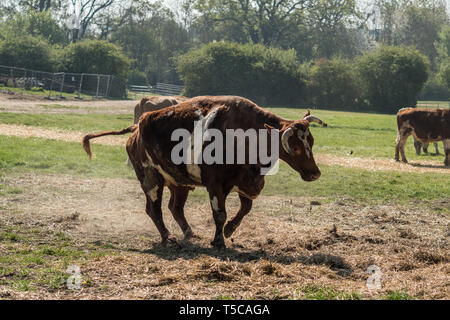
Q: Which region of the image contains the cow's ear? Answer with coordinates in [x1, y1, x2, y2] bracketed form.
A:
[264, 123, 275, 133]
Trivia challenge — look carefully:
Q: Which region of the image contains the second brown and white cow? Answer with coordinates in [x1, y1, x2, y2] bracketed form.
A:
[395, 108, 450, 166]
[83, 96, 326, 249]
[133, 95, 189, 124]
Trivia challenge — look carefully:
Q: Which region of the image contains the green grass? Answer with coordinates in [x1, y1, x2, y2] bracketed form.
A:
[0, 112, 133, 132]
[382, 290, 415, 300]
[266, 107, 444, 161]
[1, 135, 448, 204]
[263, 161, 450, 204]
[0, 135, 135, 179]
[299, 284, 361, 300]
[0, 224, 115, 292]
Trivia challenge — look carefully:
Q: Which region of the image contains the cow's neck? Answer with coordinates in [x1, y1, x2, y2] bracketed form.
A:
[257, 108, 292, 130]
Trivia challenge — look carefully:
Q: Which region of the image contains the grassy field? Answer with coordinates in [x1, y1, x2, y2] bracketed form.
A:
[0, 107, 444, 161]
[0, 99, 449, 300]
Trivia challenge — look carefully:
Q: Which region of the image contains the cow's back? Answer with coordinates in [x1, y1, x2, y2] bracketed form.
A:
[397, 108, 450, 142]
[134, 95, 189, 124]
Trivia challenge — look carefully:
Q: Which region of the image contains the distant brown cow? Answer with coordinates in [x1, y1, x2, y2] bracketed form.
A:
[133, 96, 189, 124]
[126, 96, 189, 165]
[395, 108, 450, 166]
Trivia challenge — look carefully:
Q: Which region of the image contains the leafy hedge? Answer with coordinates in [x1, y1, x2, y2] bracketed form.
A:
[176, 42, 306, 106]
[62, 40, 130, 78]
[0, 35, 58, 71]
[357, 46, 429, 113]
[176, 42, 430, 113]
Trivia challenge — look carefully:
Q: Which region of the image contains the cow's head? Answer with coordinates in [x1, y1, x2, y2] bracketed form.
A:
[269, 110, 326, 182]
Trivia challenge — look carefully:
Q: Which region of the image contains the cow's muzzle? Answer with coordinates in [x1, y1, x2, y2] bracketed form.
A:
[300, 170, 321, 182]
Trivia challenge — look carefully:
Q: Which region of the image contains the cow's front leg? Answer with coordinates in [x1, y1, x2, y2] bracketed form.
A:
[413, 139, 421, 155]
[422, 142, 429, 154]
[207, 190, 228, 249]
[224, 195, 252, 238]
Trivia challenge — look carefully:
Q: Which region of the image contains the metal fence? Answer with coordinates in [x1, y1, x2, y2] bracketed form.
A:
[129, 82, 184, 96]
[0, 65, 127, 99]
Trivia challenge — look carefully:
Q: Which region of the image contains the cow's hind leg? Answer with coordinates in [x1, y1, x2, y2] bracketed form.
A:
[168, 185, 198, 240]
[443, 139, 450, 166]
[141, 167, 174, 245]
[434, 142, 439, 155]
[224, 195, 252, 238]
[395, 129, 411, 163]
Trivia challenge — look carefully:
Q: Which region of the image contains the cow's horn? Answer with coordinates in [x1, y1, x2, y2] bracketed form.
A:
[303, 115, 327, 127]
[281, 127, 294, 155]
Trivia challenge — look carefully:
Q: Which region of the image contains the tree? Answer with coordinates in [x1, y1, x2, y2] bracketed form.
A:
[62, 40, 130, 77]
[0, 34, 58, 71]
[306, 0, 364, 58]
[399, 0, 448, 70]
[0, 11, 67, 44]
[176, 42, 306, 106]
[186, 0, 308, 46]
[357, 46, 429, 113]
[307, 58, 361, 109]
[68, 0, 115, 40]
[111, 1, 190, 84]
[436, 25, 450, 91]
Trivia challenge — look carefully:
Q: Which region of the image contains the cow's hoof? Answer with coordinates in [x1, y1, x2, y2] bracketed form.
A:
[401, 159, 408, 163]
[210, 238, 226, 250]
[161, 236, 178, 246]
[223, 223, 236, 238]
[184, 230, 200, 240]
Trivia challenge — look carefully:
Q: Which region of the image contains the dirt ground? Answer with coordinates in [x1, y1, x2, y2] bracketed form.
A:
[0, 172, 449, 299]
[0, 91, 135, 115]
[0, 92, 449, 299]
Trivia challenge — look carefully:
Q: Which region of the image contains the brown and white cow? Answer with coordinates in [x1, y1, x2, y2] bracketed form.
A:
[395, 108, 450, 166]
[82, 96, 326, 249]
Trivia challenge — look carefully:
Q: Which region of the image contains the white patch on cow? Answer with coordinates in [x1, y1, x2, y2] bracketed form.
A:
[184, 107, 220, 183]
[186, 164, 202, 183]
[144, 149, 179, 186]
[147, 186, 159, 202]
[194, 109, 202, 117]
[210, 196, 219, 211]
[166, 110, 174, 116]
[204, 107, 219, 130]
[297, 129, 311, 158]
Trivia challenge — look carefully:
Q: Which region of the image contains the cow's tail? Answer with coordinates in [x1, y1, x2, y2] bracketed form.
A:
[82, 124, 138, 159]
